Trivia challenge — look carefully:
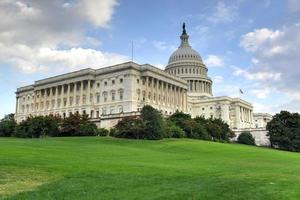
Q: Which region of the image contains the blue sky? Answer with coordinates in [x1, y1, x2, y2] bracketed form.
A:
[0, 0, 300, 118]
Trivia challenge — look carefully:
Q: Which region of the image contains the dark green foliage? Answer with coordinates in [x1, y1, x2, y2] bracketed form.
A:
[109, 128, 117, 137]
[168, 111, 191, 130]
[78, 122, 98, 136]
[267, 111, 300, 152]
[182, 119, 209, 140]
[164, 120, 185, 138]
[14, 116, 60, 138]
[0, 114, 16, 137]
[140, 105, 164, 140]
[237, 131, 255, 145]
[114, 116, 145, 139]
[206, 118, 235, 141]
[60, 113, 89, 136]
[97, 128, 109, 136]
[168, 113, 234, 142]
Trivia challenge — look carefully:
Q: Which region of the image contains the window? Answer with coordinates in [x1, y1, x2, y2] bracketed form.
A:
[118, 106, 123, 113]
[202, 108, 205, 111]
[119, 89, 124, 100]
[103, 92, 107, 102]
[97, 94, 100, 103]
[137, 79, 140, 83]
[63, 99, 67, 107]
[96, 111, 99, 118]
[210, 107, 213, 110]
[97, 83, 100, 87]
[120, 78, 123, 83]
[112, 80, 115, 85]
[104, 81, 107, 86]
[111, 90, 115, 101]
[102, 107, 107, 115]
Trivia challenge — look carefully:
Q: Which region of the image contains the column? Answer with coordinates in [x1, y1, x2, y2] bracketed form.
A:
[55, 86, 58, 109]
[145, 77, 149, 103]
[80, 81, 83, 105]
[60, 86, 64, 109]
[87, 80, 91, 104]
[73, 82, 77, 107]
[67, 84, 70, 107]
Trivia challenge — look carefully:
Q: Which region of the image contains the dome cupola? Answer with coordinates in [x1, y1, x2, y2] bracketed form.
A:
[165, 23, 213, 99]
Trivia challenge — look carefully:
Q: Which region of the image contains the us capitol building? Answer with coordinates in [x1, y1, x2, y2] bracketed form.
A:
[15, 24, 272, 143]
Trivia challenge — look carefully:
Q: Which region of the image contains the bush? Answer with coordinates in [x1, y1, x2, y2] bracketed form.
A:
[164, 120, 185, 138]
[0, 114, 16, 137]
[109, 128, 117, 137]
[114, 116, 145, 139]
[14, 116, 59, 138]
[141, 106, 164, 140]
[60, 113, 89, 136]
[237, 131, 255, 145]
[206, 118, 234, 142]
[79, 122, 98, 136]
[267, 111, 300, 151]
[182, 119, 209, 140]
[97, 128, 109, 136]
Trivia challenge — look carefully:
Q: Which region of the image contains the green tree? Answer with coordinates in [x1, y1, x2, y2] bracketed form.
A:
[79, 122, 98, 136]
[60, 113, 89, 136]
[14, 116, 59, 138]
[164, 120, 185, 138]
[141, 105, 164, 140]
[169, 111, 191, 130]
[237, 131, 255, 145]
[206, 118, 234, 141]
[0, 114, 16, 137]
[267, 111, 300, 152]
[114, 116, 145, 139]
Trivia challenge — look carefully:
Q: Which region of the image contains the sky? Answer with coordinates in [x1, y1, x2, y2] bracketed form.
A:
[0, 0, 300, 118]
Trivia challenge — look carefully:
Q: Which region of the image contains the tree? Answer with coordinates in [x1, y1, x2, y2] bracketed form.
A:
[169, 112, 191, 130]
[0, 114, 16, 137]
[206, 118, 234, 142]
[164, 120, 185, 138]
[79, 122, 98, 136]
[14, 116, 59, 138]
[182, 119, 209, 140]
[267, 111, 300, 152]
[114, 116, 145, 139]
[60, 113, 89, 136]
[237, 131, 255, 145]
[141, 105, 164, 140]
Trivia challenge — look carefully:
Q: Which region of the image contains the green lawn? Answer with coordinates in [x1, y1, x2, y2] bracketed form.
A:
[0, 137, 299, 200]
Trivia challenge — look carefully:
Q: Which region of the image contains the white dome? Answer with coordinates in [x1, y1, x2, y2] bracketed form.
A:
[167, 24, 203, 67]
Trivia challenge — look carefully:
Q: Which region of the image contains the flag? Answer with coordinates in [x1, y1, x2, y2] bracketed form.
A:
[239, 89, 244, 94]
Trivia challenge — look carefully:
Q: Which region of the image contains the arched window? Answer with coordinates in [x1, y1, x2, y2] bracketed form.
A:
[111, 90, 116, 101]
[118, 89, 124, 100]
[102, 91, 107, 102]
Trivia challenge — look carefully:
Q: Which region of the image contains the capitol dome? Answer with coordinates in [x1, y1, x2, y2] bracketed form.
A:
[167, 24, 203, 66]
[165, 23, 212, 99]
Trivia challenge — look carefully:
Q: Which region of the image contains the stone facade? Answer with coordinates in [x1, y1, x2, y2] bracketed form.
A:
[15, 24, 272, 134]
[15, 62, 188, 128]
[253, 113, 272, 128]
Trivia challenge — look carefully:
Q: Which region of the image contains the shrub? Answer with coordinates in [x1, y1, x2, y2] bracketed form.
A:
[60, 113, 89, 136]
[0, 114, 16, 137]
[109, 128, 117, 137]
[206, 118, 234, 142]
[79, 122, 98, 136]
[14, 116, 59, 138]
[97, 128, 109, 136]
[169, 112, 191, 130]
[141, 106, 164, 140]
[182, 119, 209, 140]
[267, 111, 300, 151]
[237, 131, 255, 145]
[164, 120, 185, 138]
[114, 116, 145, 139]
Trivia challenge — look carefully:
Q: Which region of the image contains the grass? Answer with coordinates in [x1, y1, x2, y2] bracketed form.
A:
[0, 137, 299, 200]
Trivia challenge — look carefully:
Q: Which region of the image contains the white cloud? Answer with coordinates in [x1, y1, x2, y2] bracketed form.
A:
[77, 0, 118, 27]
[208, 1, 238, 24]
[238, 24, 300, 112]
[233, 67, 281, 81]
[240, 28, 282, 52]
[250, 88, 271, 99]
[0, 0, 126, 74]
[204, 55, 224, 67]
[152, 41, 176, 51]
